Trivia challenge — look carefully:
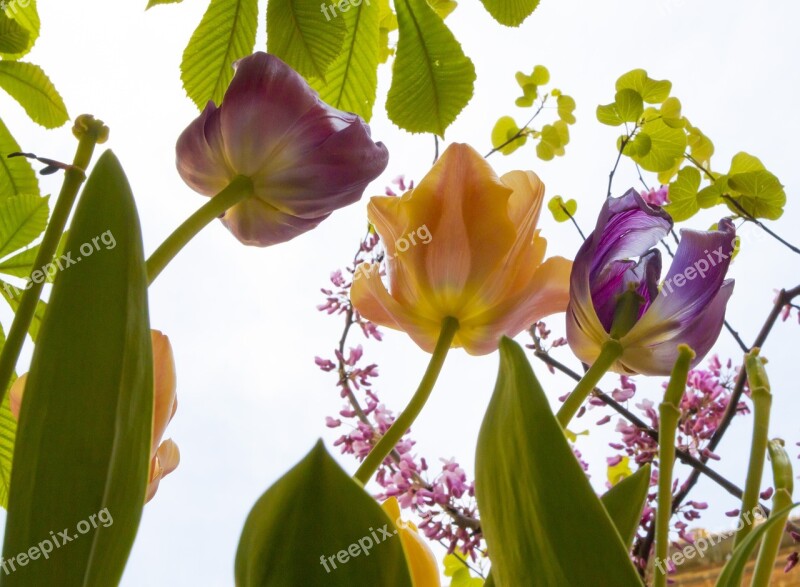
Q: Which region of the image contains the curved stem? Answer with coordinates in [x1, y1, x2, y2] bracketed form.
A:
[146, 175, 254, 284]
[354, 317, 459, 485]
[653, 345, 694, 587]
[556, 339, 622, 428]
[0, 117, 106, 406]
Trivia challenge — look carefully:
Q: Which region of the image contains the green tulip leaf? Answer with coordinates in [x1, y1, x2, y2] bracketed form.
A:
[2, 150, 153, 587]
[235, 441, 413, 587]
[475, 338, 643, 586]
[600, 464, 651, 549]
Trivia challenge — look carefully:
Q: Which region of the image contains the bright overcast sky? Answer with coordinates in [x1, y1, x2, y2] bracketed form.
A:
[0, 0, 798, 585]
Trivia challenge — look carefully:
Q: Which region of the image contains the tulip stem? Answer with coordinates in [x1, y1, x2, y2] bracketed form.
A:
[654, 345, 694, 587]
[146, 175, 254, 285]
[0, 116, 106, 408]
[354, 317, 459, 486]
[556, 340, 622, 429]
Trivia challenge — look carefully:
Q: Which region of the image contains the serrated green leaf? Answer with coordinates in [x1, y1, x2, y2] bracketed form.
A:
[428, 0, 457, 18]
[664, 166, 701, 222]
[630, 114, 687, 173]
[146, 0, 182, 7]
[660, 96, 683, 128]
[0, 278, 45, 342]
[0, 245, 37, 278]
[475, 338, 643, 586]
[235, 441, 413, 587]
[386, 0, 475, 136]
[596, 102, 623, 126]
[377, 0, 397, 63]
[0, 61, 68, 128]
[0, 323, 15, 510]
[727, 169, 785, 220]
[478, 0, 539, 26]
[547, 195, 577, 222]
[268, 0, 346, 81]
[1, 151, 152, 587]
[616, 69, 671, 103]
[0, 0, 39, 59]
[180, 0, 258, 109]
[0, 13, 29, 55]
[0, 117, 38, 198]
[614, 88, 643, 123]
[600, 464, 651, 550]
[557, 94, 575, 124]
[490, 116, 524, 155]
[0, 193, 48, 258]
[310, 0, 380, 120]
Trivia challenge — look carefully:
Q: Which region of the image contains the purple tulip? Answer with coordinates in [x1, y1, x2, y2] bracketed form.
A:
[176, 52, 389, 246]
[566, 189, 736, 375]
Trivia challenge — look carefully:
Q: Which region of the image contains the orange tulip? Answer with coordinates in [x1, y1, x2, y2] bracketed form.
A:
[351, 143, 571, 355]
[9, 330, 180, 503]
[382, 497, 441, 587]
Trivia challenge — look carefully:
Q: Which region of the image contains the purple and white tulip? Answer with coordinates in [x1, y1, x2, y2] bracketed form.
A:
[566, 189, 736, 376]
[176, 52, 389, 246]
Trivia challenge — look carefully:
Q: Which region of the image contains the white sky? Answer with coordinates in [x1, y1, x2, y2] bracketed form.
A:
[0, 0, 798, 585]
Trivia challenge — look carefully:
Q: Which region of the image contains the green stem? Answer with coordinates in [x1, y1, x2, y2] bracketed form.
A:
[0, 116, 107, 406]
[654, 345, 694, 587]
[735, 349, 772, 547]
[751, 440, 794, 587]
[146, 175, 254, 284]
[556, 339, 622, 428]
[354, 317, 459, 485]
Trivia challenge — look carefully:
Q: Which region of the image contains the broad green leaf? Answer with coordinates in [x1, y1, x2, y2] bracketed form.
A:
[729, 151, 766, 175]
[715, 503, 800, 587]
[181, 0, 258, 109]
[235, 441, 413, 587]
[686, 122, 714, 166]
[0, 245, 37, 278]
[475, 338, 643, 586]
[630, 113, 687, 173]
[600, 464, 651, 549]
[0, 117, 38, 197]
[2, 150, 152, 587]
[660, 96, 683, 128]
[377, 0, 397, 63]
[146, 0, 183, 7]
[0, 193, 48, 258]
[387, 0, 475, 136]
[664, 166, 701, 222]
[267, 0, 346, 81]
[547, 195, 577, 222]
[727, 169, 785, 220]
[0, 13, 29, 55]
[614, 89, 643, 123]
[696, 174, 727, 208]
[0, 278, 46, 342]
[0, 61, 68, 128]
[557, 94, 575, 124]
[616, 69, 671, 103]
[310, 0, 380, 120]
[620, 131, 651, 158]
[444, 551, 484, 586]
[0, 324, 15, 510]
[596, 102, 623, 126]
[428, 0, 457, 18]
[478, 0, 539, 27]
[0, 0, 39, 59]
[536, 120, 568, 160]
[490, 116, 524, 155]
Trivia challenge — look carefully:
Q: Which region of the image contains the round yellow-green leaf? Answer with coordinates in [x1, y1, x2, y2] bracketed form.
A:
[547, 195, 577, 222]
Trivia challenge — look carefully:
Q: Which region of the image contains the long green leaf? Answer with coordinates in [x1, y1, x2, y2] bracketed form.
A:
[475, 338, 643, 586]
[0, 193, 48, 258]
[0, 324, 15, 510]
[0, 0, 39, 59]
[0, 279, 46, 342]
[0, 61, 68, 128]
[0, 117, 38, 198]
[266, 0, 346, 81]
[387, 0, 475, 136]
[310, 0, 380, 120]
[478, 0, 539, 26]
[1, 150, 152, 587]
[180, 0, 258, 109]
[236, 441, 413, 587]
[600, 464, 652, 549]
[0, 14, 29, 55]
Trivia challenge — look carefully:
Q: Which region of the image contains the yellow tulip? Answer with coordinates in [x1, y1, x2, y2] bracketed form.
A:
[352, 143, 571, 355]
[382, 497, 441, 587]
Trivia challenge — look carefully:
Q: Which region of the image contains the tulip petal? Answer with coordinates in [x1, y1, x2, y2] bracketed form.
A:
[8, 373, 26, 421]
[620, 280, 734, 375]
[222, 197, 330, 246]
[381, 498, 441, 587]
[175, 103, 235, 197]
[151, 330, 177, 454]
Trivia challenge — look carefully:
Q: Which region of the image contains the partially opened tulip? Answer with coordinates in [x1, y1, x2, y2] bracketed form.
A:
[351, 143, 571, 356]
[566, 189, 735, 377]
[9, 330, 180, 503]
[381, 497, 441, 587]
[175, 52, 389, 248]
